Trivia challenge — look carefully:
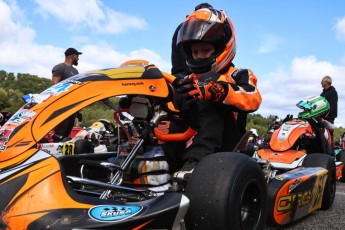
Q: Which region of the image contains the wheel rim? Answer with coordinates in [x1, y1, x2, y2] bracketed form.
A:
[240, 180, 263, 229]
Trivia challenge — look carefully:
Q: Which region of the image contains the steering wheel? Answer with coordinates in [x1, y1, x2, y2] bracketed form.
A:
[97, 119, 116, 134]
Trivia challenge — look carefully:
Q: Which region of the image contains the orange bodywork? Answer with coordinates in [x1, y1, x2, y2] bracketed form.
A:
[0, 150, 92, 229]
[0, 65, 170, 161]
[0, 63, 179, 228]
[257, 148, 305, 164]
[271, 167, 327, 225]
[269, 120, 313, 152]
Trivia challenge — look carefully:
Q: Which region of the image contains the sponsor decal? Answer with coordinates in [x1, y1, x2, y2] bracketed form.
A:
[276, 190, 312, 212]
[288, 178, 302, 193]
[0, 128, 14, 151]
[0, 145, 7, 151]
[9, 109, 36, 125]
[22, 93, 52, 104]
[65, 79, 82, 85]
[121, 82, 144, 86]
[62, 143, 75, 155]
[270, 152, 283, 156]
[44, 82, 74, 96]
[89, 205, 142, 222]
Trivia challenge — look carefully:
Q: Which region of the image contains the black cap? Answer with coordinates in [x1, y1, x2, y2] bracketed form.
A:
[64, 48, 82, 56]
[195, 3, 213, 11]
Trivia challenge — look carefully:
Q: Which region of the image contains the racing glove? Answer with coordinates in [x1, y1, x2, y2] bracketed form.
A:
[175, 78, 227, 104]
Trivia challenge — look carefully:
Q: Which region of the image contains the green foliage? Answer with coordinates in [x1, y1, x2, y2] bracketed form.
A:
[78, 101, 118, 127]
[246, 114, 276, 138]
[0, 70, 51, 112]
[334, 127, 345, 142]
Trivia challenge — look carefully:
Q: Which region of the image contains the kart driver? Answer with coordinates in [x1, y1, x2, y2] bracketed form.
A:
[172, 8, 262, 179]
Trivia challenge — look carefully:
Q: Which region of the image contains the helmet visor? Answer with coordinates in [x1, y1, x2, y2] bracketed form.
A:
[176, 18, 224, 46]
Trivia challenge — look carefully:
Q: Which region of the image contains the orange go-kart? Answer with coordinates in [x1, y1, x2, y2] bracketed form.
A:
[0, 60, 268, 230]
[252, 95, 337, 226]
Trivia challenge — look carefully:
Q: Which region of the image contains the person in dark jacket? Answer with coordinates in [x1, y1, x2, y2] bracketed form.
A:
[51, 48, 82, 141]
[320, 75, 338, 124]
[171, 3, 213, 78]
[172, 8, 262, 179]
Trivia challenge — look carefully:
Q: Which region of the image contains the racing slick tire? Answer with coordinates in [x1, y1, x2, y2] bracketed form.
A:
[302, 153, 336, 210]
[74, 139, 94, 154]
[338, 150, 345, 182]
[185, 152, 267, 230]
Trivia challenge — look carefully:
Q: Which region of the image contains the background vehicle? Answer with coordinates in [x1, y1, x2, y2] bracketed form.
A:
[252, 95, 337, 226]
[334, 133, 345, 182]
[0, 60, 267, 229]
[37, 116, 129, 157]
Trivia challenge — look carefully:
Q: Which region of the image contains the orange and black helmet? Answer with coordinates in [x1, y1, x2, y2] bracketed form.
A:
[177, 8, 236, 74]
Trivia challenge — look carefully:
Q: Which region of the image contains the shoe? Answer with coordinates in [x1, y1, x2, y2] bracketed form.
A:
[173, 159, 198, 180]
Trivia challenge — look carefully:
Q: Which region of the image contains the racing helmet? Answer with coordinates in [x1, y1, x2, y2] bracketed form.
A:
[177, 8, 236, 74]
[249, 128, 259, 137]
[297, 95, 330, 119]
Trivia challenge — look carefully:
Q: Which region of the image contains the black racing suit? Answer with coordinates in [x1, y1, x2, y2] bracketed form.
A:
[177, 66, 262, 162]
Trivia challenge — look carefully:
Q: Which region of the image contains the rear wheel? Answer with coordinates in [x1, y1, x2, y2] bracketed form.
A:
[185, 152, 267, 230]
[302, 153, 336, 210]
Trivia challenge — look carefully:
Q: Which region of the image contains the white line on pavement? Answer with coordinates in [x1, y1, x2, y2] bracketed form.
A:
[336, 191, 345, 195]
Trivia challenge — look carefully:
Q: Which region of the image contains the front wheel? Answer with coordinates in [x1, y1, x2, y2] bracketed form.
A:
[185, 152, 267, 230]
[302, 153, 336, 210]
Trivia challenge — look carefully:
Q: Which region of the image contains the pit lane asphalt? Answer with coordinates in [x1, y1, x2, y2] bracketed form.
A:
[265, 181, 345, 229]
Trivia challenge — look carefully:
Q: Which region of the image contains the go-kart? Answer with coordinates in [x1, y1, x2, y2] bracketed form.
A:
[0, 60, 336, 229]
[0, 60, 268, 230]
[253, 95, 337, 226]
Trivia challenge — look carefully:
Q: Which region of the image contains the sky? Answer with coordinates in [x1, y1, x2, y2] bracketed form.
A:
[0, 0, 345, 128]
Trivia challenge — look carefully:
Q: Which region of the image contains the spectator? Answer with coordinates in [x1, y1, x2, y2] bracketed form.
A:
[320, 75, 338, 124]
[51, 48, 82, 141]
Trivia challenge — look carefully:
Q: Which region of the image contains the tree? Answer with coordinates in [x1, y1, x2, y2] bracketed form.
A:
[0, 71, 50, 112]
[0, 88, 10, 110]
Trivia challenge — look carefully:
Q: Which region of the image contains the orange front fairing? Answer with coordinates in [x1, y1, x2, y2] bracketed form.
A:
[0, 61, 191, 229]
[0, 149, 92, 228]
[269, 167, 327, 225]
[257, 149, 305, 164]
[2, 166, 93, 229]
[0, 63, 169, 160]
[270, 119, 313, 152]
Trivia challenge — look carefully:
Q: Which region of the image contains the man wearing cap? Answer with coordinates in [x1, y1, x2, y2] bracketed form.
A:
[51, 48, 82, 141]
[52, 47, 82, 85]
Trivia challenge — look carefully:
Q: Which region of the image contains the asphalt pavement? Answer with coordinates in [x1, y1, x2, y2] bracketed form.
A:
[265, 181, 345, 229]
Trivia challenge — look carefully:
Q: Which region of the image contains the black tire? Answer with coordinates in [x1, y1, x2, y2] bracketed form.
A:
[302, 153, 336, 210]
[74, 139, 94, 154]
[185, 152, 267, 230]
[0, 220, 8, 229]
[338, 150, 345, 182]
